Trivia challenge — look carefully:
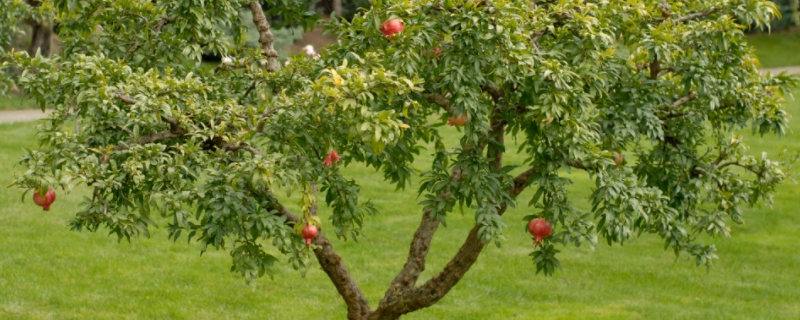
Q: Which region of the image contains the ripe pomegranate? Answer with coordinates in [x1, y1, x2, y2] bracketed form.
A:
[301, 224, 319, 247]
[425, 46, 442, 57]
[380, 19, 404, 38]
[613, 151, 624, 167]
[447, 114, 467, 127]
[323, 149, 341, 167]
[32, 188, 56, 211]
[527, 218, 552, 246]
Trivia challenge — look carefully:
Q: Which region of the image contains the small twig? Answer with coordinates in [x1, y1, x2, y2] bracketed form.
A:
[660, 0, 672, 18]
[241, 80, 258, 103]
[309, 181, 318, 217]
[481, 84, 504, 103]
[256, 107, 282, 132]
[221, 142, 263, 157]
[423, 93, 455, 115]
[114, 92, 137, 105]
[112, 126, 134, 136]
[673, 8, 720, 23]
[113, 129, 185, 151]
[155, 16, 174, 32]
[672, 90, 695, 108]
[531, 29, 546, 53]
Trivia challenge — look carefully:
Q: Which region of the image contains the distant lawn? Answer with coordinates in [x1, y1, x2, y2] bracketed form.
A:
[1, 84, 799, 319]
[747, 31, 800, 68]
[0, 94, 38, 111]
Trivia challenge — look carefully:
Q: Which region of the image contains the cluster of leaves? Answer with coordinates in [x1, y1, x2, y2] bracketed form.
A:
[3, 0, 798, 284]
[0, 0, 49, 93]
[326, 0, 799, 273]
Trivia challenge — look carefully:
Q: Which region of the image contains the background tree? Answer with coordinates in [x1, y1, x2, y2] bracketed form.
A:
[767, 0, 799, 31]
[3, 0, 799, 319]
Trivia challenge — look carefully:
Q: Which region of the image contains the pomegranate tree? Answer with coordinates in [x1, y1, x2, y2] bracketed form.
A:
[6, 0, 797, 318]
[32, 188, 56, 211]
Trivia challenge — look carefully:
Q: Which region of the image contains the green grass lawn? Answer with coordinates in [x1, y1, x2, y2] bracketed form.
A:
[0, 94, 38, 111]
[1, 98, 800, 318]
[747, 31, 800, 68]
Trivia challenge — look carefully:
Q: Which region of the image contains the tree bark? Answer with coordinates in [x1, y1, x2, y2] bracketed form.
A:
[248, 2, 281, 72]
[24, 1, 53, 57]
[27, 22, 53, 57]
[312, 235, 372, 319]
[333, 0, 343, 17]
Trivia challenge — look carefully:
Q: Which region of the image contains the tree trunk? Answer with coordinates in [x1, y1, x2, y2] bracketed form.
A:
[24, 0, 53, 57]
[26, 22, 53, 57]
[333, 0, 343, 17]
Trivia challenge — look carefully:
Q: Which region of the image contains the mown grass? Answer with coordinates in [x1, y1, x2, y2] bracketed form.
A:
[1, 86, 799, 319]
[0, 94, 38, 111]
[747, 31, 800, 68]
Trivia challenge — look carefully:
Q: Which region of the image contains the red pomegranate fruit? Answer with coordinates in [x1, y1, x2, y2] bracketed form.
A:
[301, 224, 319, 247]
[33, 188, 57, 211]
[613, 151, 624, 168]
[380, 19, 404, 38]
[447, 114, 467, 127]
[527, 218, 552, 246]
[425, 46, 442, 57]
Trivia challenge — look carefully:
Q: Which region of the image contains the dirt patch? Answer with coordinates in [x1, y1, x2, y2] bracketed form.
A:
[761, 66, 800, 75]
[0, 109, 51, 124]
[284, 17, 338, 55]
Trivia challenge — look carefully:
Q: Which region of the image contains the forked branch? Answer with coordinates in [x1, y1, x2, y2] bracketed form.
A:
[371, 167, 539, 319]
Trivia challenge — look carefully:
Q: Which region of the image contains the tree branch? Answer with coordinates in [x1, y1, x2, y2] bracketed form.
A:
[657, 91, 711, 120]
[248, 2, 280, 72]
[221, 142, 263, 157]
[481, 84, 504, 103]
[255, 106, 285, 132]
[649, 55, 661, 80]
[114, 92, 137, 105]
[564, 158, 594, 171]
[155, 15, 174, 32]
[241, 80, 258, 103]
[487, 107, 506, 170]
[265, 195, 372, 319]
[672, 91, 695, 108]
[371, 167, 538, 319]
[112, 93, 187, 151]
[423, 93, 455, 114]
[673, 8, 720, 23]
[378, 168, 462, 305]
[531, 29, 546, 53]
[113, 129, 185, 151]
[660, 0, 672, 19]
